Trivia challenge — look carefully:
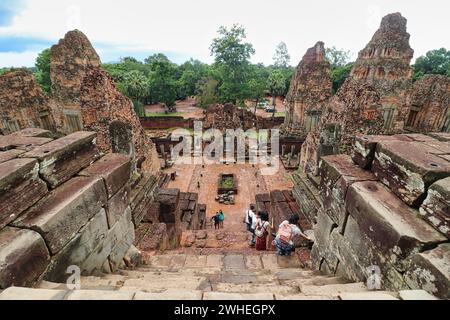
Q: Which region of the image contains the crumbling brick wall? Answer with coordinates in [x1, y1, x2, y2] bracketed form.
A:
[0, 69, 57, 135]
[283, 42, 333, 137]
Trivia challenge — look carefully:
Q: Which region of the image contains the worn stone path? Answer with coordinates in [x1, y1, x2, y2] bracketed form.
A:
[0, 253, 432, 300]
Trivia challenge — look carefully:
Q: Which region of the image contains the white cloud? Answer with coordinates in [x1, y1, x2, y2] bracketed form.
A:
[0, 50, 39, 67]
[0, 0, 449, 67]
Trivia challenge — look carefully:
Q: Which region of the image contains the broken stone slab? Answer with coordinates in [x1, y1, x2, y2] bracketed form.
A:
[313, 211, 339, 273]
[12, 176, 107, 255]
[42, 209, 109, 283]
[346, 181, 447, 261]
[223, 255, 246, 270]
[203, 292, 274, 300]
[79, 153, 131, 199]
[21, 131, 100, 188]
[0, 135, 53, 151]
[0, 158, 48, 229]
[0, 227, 50, 289]
[419, 177, 450, 238]
[319, 154, 377, 225]
[106, 184, 130, 228]
[339, 292, 398, 300]
[123, 245, 142, 269]
[352, 134, 412, 169]
[0, 287, 68, 300]
[402, 133, 439, 142]
[136, 223, 169, 252]
[0, 149, 25, 163]
[428, 132, 450, 142]
[11, 128, 52, 138]
[373, 140, 450, 207]
[403, 243, 450, 300]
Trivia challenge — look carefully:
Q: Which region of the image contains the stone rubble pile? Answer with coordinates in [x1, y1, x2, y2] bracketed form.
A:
[216, 191, 236, 205]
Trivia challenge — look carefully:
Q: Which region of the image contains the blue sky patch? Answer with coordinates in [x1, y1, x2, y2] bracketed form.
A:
[0, 35, 53, 53]
[0, 0, 25, 26]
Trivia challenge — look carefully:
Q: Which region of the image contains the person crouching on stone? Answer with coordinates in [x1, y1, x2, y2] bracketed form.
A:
[255, 211, 270, 251]
[273, 216, 311, 256]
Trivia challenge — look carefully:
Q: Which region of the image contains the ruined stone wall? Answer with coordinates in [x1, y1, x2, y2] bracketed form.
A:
[0, 130, 142, 288]
[299, 13, 414, 176]
[0, 69, 57, 135]
[407, 75, 450, 133]
[283, 42, 332, 137]
[80, 67, 160, 174]
[50, 30, 101, 133]
[311, 132, 450, 299]
[204, 103, 257, 131]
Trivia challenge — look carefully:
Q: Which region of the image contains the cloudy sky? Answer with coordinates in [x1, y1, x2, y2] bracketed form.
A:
[0, 0, 449, 67]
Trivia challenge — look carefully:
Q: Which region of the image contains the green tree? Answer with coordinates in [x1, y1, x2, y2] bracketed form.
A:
[119, 70, 150, 117]
[145, 53, 179, 106]
[178, 59, 210, 99]
[267, 69, 286, 106]
[413, 48, 450, 81]
[325, 46, 351, 69]
[247, 64, 269, 113]
[0, 68, 11, 75]
[325, 46, 354, 93]
[273, 42, 291, 69]
[196, 77, 219, 109]
[35, 48, 52, 94]
[331, 63, 354, 93]
[210, 24, 255, 104]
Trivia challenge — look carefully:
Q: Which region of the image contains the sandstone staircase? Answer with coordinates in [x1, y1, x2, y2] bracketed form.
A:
[0, 253, 435, 300]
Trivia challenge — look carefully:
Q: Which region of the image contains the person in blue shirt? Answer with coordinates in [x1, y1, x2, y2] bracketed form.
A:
[219, 210, 225, 229]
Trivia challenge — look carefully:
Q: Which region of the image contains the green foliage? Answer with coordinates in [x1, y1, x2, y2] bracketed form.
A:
[178, 59, 211, 98]
[273, 42, 291, 68]
[267, 69, 286, 103]
[146, 53, 179, 107]
[326, 46, 354, 93]
[210, 24, 255, 104]
[0, 67, 11, 75]
[35, 49, 52, 94]
[326, 46, 351, 69]
[331, 63, 354, 93]
[196, 77, 219, 109]
[247, 63, 269, 109]
[413, 48, 450, 81]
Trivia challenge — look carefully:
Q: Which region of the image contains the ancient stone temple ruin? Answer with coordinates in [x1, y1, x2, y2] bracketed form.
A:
[0, 12, 449, 301]
[283, 41, 333, 137]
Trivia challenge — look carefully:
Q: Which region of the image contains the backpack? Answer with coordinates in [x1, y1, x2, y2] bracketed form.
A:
[255, 221, 268, 238]
[278, 223, 293, 244]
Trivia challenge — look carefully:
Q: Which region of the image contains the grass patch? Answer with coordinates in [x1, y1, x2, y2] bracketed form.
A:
[221, 177, 235, 189]
[275, 112, 286, 117]
[145, 112, 186, 117]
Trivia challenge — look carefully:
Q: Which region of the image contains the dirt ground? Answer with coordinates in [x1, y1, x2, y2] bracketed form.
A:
[164, 160, 294, 233]
[146, 96, 286, 120]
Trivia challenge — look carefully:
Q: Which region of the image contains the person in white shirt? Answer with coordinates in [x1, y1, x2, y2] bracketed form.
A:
[244, 205, 257, 246]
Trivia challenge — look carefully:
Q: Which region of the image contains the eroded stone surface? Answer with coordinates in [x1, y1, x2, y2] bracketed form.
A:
[0, 227, 50, 289]
[419, 177, 450, 238]
[346, 181, 446, 260]
[79, 153, 131, 199]
[22, 131, 100, 188]
[0, 158, 48, 229]
[12, 176, 107, 254]
[403, 244, 450, 299]
[373, 140, 450, 206]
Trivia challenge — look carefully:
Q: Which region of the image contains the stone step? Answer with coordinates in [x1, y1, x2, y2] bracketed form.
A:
[134, 290, 203, 300]
[281, 276, 348, 287]
[275, 294, 335, 300]
[119, 276, 210, 292]
[338, 291, 399, 300]
[203, 292, 274, 300]
[212, 283, 298, 295]
[300, 282, 368, 296]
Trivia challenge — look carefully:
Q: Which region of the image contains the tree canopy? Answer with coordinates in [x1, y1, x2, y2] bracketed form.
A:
[413, 48, 450, 81]
[273, 42, 291, 69]
[35, 48, 52, 94]
[326, 46, 354, 93]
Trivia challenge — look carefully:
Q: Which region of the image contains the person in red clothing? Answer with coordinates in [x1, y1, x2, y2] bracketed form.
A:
[255, 211, 270, 251]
